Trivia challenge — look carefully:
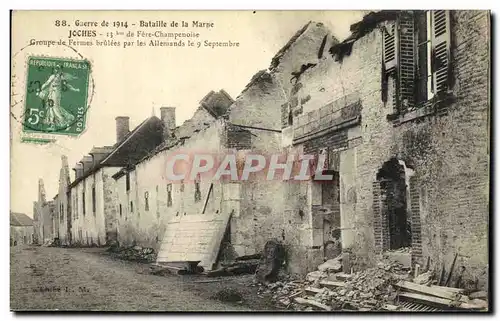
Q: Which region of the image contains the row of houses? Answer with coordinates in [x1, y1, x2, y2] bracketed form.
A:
[11, 212, 34, 246]
[33, 11, 490, 289]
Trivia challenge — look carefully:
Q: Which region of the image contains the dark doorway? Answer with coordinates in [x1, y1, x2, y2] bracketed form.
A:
[377, 158, 411, 250]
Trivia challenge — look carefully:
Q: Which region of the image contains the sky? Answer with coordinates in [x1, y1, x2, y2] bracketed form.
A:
[10, 10, 365, 217]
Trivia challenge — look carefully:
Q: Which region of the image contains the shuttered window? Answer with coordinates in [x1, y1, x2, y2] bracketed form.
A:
[383, 24, 397, 72]
[431, 10, 451, 95]
[387, 10, 452, 116]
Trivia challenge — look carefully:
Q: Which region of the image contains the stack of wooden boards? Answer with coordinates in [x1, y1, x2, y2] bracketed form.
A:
[394, 280, 488, 311]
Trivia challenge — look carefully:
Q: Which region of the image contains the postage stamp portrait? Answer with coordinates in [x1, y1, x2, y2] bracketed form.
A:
[23, 56, 90, 135]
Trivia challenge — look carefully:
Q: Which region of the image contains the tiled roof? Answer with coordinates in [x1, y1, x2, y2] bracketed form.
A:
[69, 116, 164, 188]
[100, 116, 163, 166]
[10, 212, 33, 226]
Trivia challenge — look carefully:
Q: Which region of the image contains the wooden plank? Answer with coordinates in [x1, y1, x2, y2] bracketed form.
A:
[156, 210, 232, 270]
[288, 290, 304, 299]
[305, 287, 323, 294]
[319, 280, 346, 288]
[397, 281, 467, 302]
[430, 285, 465, 294]
[445, 253, 458, 286]
[438, 263, 446, 285]
[398, 292, 455, 307]
[335, 272, 352, 281]
[414, 264, 420, 278]
[294, 297, 332, 311]
[201, 182, 214, 214]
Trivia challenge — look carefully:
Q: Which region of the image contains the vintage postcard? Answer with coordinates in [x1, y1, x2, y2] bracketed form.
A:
[10, 10, 490, 312]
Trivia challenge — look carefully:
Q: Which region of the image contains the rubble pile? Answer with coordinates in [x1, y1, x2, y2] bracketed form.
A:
[259, 256, 413, 311]
[259, 254, 489, 312]
[108, 245, 156, 263]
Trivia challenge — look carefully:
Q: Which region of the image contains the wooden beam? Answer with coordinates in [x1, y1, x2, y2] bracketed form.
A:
[305, 287, 323, 294]
[201, 182, 214, 214]
[398, 292, 455, 307]
[396, 281, 468, 302]
[294, 297, 332, 311]
[335, 272, 352, 281]
[319, 280, 346, 288]
[445, 253, 458, 286]
[430, 285, 465, 294]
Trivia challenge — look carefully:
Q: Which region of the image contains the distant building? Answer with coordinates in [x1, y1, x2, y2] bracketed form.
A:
[10, 212, 34, 246]
[43, 10, 489, 290]
[58, 115, 165, 246]
[33, 179, 54, 244]
[111, 90, 235, 249]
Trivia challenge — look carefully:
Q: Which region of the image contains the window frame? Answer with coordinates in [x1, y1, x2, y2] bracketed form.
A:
[167, 184, 173, 207]
[82, 190, 86, 216]
[144, 191, 149, 211]
[194, 176, 202, 203]
[92, 185, 96, 214]
[386, 10, 453, 124]
[125, 172, 130, 192]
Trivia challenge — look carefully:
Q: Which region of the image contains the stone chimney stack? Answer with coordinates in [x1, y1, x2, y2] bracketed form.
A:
[38, 178, 46, 203]
[73, 163, 84, 179]
[89, 146, 112, 167]
[160, 107, 176, 142]
[60, 155, 71, 186]
[115, 116, 130, 143]
[81, 155, 93, 174]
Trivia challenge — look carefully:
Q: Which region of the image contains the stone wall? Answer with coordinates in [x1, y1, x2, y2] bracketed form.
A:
[10, 226, 35, 246]
[116, 113, 225, 250]
[275, 11, 489, 285]
[70, 167, 117, 246]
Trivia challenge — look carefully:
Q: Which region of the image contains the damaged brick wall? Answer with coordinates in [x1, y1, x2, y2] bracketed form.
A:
[275, 11, 488, 283]
[117, 119, 225, 251]
[355, 11, 489, 288]
[226, 22, 335, 272]
[70, 168, 112, 247]
[102, 168, 119, 244]
[226, 124, 252, 150]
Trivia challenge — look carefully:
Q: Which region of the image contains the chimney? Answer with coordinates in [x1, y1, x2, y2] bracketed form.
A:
[81, 155, 93, 173]
[160, 107, 176, 142]
[61, 155, 70, 186]
[89, 146, 113, 167]
[73, 163, 84, 180]
[115, 116, 130, 143]
[38, 178, 46, 203]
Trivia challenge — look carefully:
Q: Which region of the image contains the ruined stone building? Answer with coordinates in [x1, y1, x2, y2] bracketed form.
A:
[46, 10, 489, 289]
[111, 90, 236, 251]
[11, 212, 35, 246]
[52, 115, 164, 246]
[32, 179, 54, 245]
[274, 10, 489, 287]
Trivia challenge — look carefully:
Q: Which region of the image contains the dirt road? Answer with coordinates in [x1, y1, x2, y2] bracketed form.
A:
[10, 245, 274, 311]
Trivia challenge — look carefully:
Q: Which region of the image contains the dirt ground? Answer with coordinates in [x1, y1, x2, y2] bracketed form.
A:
[10, 245, 277, 312]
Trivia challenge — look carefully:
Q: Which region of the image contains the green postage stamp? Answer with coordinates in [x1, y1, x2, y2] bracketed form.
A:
[23, 56, 90, 136]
